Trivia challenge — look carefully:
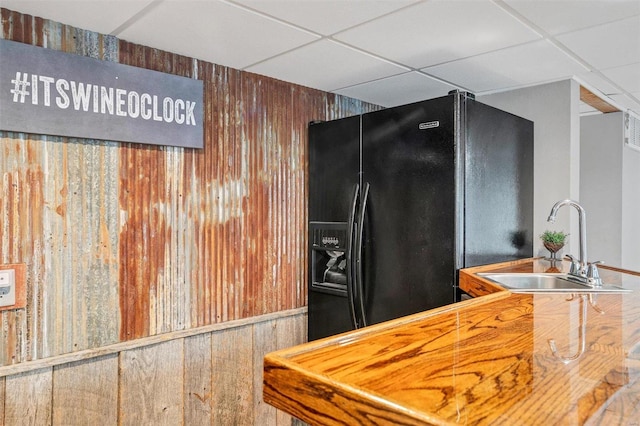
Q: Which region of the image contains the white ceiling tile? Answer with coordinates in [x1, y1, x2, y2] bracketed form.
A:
[503, 0, 640, 35]
[334, 72, 458, 107]
[0, 0, 154, 35]
[230, 0, 418, 35]
[117, 0, 319, 69]
[422, 40, 587, 93]
[556, 15, 640, 70]
[334, 0, 541, 68]
[246, 39, 408, 92]
[602, 62, 640, 93]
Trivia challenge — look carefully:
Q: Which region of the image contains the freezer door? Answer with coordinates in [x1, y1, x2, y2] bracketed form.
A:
[308, 116, 361, 340]
[360, 98, 457, 325]
[463, 100, 534, 267]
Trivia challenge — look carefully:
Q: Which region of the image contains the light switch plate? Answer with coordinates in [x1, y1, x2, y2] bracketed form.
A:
[0, 268, 16, 307]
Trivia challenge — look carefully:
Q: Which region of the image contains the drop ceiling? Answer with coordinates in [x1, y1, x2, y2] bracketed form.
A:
[2, 0, 639, 116]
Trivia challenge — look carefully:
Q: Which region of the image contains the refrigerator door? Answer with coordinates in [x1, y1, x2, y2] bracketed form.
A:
[463, 100, 534, 267]
[360, 97, 457, 325]
[308, 116, 361, 340]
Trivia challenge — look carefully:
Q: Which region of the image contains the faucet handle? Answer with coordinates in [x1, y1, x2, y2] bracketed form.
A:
[564, 254, 580, 274]
[587, 261, 604, 287]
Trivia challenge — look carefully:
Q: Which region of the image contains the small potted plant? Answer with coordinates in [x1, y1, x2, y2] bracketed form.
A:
[540, 230, 568, 260]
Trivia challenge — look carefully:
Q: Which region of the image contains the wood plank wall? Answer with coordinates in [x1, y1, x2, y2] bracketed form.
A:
[0, 309, 307, 425]
[0, 7, 380, 366]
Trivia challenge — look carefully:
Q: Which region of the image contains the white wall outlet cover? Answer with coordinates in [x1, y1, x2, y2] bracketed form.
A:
[0, 269, 16, 307]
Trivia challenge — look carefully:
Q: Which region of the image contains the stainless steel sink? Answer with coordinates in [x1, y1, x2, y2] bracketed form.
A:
[477, 273, 631, 293]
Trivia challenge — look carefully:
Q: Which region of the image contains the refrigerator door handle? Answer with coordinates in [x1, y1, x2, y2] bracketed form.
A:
[346, 183, 360, 329]
[355, 182, 370, 327]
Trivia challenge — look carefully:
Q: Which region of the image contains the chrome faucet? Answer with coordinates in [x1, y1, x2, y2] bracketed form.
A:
[547, 199, 587, 274]
[547, 199, 602, 285]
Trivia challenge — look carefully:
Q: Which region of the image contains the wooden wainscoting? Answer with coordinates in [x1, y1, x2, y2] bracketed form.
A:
[0, 308, 307, 425]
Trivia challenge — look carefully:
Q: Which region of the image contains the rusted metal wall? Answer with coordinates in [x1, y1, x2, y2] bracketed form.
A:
[0, 8, 380, 365]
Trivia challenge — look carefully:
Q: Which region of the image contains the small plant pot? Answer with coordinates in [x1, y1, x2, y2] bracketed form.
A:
[543, 241, 565, 260]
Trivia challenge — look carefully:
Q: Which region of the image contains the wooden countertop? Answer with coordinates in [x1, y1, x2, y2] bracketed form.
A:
[263, 258, 640, 425]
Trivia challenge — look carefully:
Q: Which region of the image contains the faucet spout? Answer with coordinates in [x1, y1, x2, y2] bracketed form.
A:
[546, 199, 588, 275]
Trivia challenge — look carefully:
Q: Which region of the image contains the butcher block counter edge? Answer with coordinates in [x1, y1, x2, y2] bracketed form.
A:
[263, 293, 512, 425]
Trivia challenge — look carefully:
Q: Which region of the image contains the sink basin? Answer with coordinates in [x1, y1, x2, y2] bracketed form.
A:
[478, 273, 631, 293]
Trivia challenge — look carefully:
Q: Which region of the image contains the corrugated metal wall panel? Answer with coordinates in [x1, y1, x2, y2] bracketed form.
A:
[0, 7, 380, 365]
[1, 9, 122, 364]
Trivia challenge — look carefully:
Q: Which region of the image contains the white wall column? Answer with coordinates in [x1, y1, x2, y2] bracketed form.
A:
[580, 112, 623, 266]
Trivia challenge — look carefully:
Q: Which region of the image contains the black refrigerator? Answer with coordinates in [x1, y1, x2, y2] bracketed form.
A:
[308, 91, 533, 341]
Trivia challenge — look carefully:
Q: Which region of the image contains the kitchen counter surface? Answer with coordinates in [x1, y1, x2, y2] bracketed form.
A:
[263, 258, 640, 425]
